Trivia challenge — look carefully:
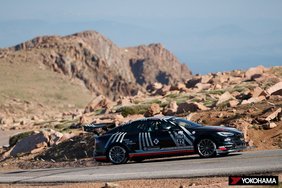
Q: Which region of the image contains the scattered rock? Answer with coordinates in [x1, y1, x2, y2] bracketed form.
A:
[152, 82, 163, 90]
[229, 100, 239, 107]
[266, 82, 282, 96]
[263, 122, 277, 129]
[79, 114, 93, 124]
[177, 102, 208, 113]
[117, 97, 132, 106]
[163, 101, 178, 115]
[241, 96, 266, 105]
[170, 83, 186, 91]
[84, 95, 111, 113]
[104, 182, 119, 188]
[195, 83, 212, 90]
[265, 108, 281, 121]
[144, 103, 161, 117]
[251, 87, 267, 98]
[245, 65, 266, 80]
[216, 91, 234, 106]
[186, 77, 201, 88]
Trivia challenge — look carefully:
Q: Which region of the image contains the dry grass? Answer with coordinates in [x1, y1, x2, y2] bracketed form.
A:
[0, 60, 93, 109]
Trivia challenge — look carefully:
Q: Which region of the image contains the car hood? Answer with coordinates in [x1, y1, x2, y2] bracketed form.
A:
[185, 125, 242, 134]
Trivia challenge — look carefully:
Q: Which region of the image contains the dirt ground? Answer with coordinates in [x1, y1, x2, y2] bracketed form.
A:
[0, 174, 281, 188]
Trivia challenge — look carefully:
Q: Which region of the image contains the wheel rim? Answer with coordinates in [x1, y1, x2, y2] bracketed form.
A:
[197, 139, 216, 157]
[109, 146, 126, 164]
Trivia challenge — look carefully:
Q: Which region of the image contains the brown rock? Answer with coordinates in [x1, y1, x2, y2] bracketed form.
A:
[79, 114, 92, 124]
[170, 83, 186, 91]
[201, 75, 213, 83]
[241, 96, 266, 105]
[10, 132, 49, 156]
[266, 82, 282, 96]
[57, 133, 77, 143]
[186, 77, 201, 88]
[216, 91, 234, 106]
[245, 65, 266, 80]
[84, 95, 111, 113]
[117, 97, 132, 106]
[195, 83, 212, 90]
[177, 102, 208, 113]
[152, 82, 163, 90]
[263, 122, 277, 129]
[48, 130, 64, 146]
[104, 182, 119, 188]
[144, 103, 161, 117]
[154, 85, 171, 96]
[265, 108, 281, 121]
[251, 87, 267, 98]
[163, 101, 178, 115]
[229, 100, 239, 107]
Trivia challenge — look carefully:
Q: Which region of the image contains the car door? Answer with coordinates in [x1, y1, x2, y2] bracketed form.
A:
[135, 119, 160, 151]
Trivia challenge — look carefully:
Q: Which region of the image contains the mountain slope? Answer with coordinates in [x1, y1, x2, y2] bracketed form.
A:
[0, 30, 191, 100]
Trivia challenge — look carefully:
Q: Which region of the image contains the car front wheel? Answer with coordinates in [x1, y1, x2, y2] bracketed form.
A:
[107, 145, 128, 164]
[197, 138, 217, 158]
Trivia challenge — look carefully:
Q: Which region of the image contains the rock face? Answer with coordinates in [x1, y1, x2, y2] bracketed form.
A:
[1, 31, 192, 100]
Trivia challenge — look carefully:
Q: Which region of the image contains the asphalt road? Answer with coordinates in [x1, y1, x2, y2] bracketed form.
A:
[0, 150, 281, 183]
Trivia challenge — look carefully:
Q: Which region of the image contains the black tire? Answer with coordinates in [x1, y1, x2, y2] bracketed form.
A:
[196, 138, 217, 158]
[107, 145, 128, 164]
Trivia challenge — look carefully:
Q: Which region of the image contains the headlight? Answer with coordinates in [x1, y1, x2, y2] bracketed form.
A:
[217, 132, 234, 137]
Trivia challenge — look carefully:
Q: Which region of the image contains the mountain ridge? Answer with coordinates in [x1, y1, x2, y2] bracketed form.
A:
[0, 30, 192, 100]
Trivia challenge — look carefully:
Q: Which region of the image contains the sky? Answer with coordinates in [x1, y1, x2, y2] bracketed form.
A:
[0, 0, 282, 74]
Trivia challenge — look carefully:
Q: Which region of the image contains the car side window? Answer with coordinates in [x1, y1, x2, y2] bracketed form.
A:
[159, 120, 180, 131]
[145, 120, 160, 132]
[121, 120, 147, 133]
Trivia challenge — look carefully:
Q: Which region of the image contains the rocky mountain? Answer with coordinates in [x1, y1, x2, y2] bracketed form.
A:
[0, 31, 191, 100]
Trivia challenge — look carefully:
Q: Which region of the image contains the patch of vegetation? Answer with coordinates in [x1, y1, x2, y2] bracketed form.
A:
[229, 85, 246, 93]
[54, 120, 78, 132]
[203, 100, 216, 107]
[118, 104, 150, 117]
[204, 89, 225, 95]
[166, 93, 179, 99]
[270, 66, 282, 77]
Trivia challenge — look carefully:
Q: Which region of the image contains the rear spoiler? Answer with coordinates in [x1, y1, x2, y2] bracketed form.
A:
[83, 122, 116, 133]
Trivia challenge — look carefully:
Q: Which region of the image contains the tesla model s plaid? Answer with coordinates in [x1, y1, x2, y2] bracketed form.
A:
[84, 116, 246, 164]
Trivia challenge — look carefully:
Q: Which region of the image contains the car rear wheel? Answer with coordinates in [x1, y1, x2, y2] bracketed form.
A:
[107, 145, 128, 164]
[197, 138, 217, 158]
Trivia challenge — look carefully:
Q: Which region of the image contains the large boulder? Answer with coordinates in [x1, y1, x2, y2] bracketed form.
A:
[10, 132, 49, 156]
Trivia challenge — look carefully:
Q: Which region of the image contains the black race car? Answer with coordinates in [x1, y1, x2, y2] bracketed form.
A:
[84, 116, 246, 164]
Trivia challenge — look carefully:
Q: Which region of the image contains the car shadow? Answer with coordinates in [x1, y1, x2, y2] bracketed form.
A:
[128, 153, 242, 164]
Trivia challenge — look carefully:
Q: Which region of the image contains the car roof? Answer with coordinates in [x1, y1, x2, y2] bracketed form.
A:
[121, 116, 176, 126]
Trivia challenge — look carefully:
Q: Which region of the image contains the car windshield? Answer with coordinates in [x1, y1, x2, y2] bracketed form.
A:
[171, 118, 202, 127]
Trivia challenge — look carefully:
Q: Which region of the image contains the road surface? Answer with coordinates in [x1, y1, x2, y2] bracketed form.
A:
[0, 150, 281, 183]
